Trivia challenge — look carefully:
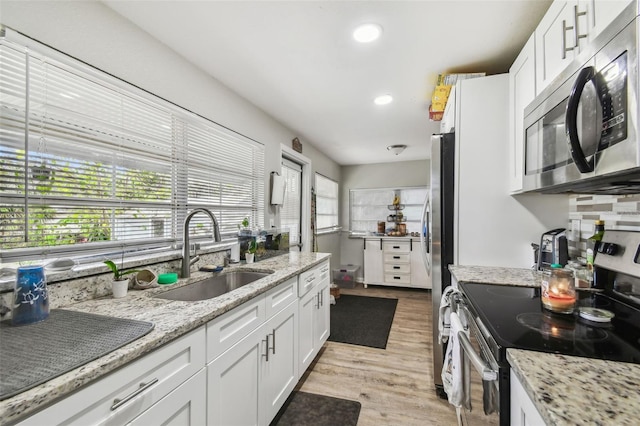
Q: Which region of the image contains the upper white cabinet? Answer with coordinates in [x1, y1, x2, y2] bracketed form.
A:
[535, 0, 584, 94]
[535, 0, 633, 95]
[509, 34, 536, 193]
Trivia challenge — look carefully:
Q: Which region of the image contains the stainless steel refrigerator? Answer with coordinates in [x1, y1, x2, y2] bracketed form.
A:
[421, 74, 569, 399]
[422, 132, 455, 398]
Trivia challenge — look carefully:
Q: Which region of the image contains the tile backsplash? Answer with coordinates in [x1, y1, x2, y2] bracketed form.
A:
[567, 194, 640, 259]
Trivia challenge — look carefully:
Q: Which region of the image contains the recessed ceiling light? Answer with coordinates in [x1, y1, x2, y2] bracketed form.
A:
[374, 94, 393, 105]
[353, 23, 382, 43]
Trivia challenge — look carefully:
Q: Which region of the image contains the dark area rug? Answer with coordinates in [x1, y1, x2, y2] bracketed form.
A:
[329, 294, 398, 349]
[270, 391, 361, 426]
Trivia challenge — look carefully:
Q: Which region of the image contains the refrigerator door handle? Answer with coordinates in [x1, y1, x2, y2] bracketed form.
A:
[420, 194, 431, 273]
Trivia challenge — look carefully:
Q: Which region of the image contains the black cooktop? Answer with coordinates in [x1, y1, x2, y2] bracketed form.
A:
[458, 282, 640, 364]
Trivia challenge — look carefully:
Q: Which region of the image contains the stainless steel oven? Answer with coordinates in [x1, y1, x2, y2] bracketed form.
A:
[453, 293, 504, 425]
[523, 3, 640, 194]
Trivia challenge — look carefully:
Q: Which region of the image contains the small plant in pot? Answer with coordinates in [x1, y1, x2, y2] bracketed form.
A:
[104, 259, 139, 298]
[245, 240, 257, 264]
[238, 217, 252, 236]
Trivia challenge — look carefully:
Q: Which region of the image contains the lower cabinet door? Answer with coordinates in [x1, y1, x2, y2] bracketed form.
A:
[298, 285, 317, 376]
[314, 282, 330, 347]
[129, 369, 207, 426]
[207, 324, 265, 426]
[261, 301, 298, 424]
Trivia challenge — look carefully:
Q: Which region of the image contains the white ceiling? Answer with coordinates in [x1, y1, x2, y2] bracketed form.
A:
[104, 0, 552, 166]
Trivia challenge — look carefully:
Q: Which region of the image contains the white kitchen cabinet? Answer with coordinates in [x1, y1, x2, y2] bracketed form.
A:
[207, 300, 298, 426]
[129, 369, 207, 426]
[364, 238, 429, 288]
[207, 277, 299, 426]
[509, 34, 536, 194]
[510, 370, 545, 426]
[535, 0, 633, 95]
[410, 246, 430, 289]
[535, 0, 583, 94]
[262, 301, 298, 422]
[18, 327, 206, 426]
[364, 238, 384, 285]
[207, 320, 263, 426]
[298, 260, 330, 375]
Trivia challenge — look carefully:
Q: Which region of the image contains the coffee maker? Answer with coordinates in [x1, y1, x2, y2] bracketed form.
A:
[536, 228, 569, 270]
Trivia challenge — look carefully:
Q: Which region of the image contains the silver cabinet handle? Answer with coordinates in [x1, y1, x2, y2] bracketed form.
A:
[573, 5, 587, 46]
[458, 332, 497, 382]
[262, 334, 270, 361]
[319, 290, 323, 307]
[111, 378, 158, 410]
[315, 293, 320, 309]
[562, 19, 575, 59]
[270, 329, 276, 355]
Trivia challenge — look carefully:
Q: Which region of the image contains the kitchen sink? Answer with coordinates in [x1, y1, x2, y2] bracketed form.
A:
[155, 271, 272, 301]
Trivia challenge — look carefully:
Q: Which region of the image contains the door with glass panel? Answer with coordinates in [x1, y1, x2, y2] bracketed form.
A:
[281, 158, 302, 251]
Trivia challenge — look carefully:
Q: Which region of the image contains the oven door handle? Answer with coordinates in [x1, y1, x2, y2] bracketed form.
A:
[458, 331, 498, 382]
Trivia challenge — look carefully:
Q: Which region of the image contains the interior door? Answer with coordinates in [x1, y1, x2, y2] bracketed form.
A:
[281, 157, 303, 251]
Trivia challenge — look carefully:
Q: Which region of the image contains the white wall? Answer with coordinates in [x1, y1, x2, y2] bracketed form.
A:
[339, 160, 429, 275]
[2, 0, 341, 261]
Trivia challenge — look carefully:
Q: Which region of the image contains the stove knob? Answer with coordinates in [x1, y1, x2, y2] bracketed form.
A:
[598, 242, 619, 256]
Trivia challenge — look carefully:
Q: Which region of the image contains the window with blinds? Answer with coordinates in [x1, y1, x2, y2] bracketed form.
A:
[0, 28, 264, 263]
[315, 173, 339, 233]
[350, 187, 427, 234]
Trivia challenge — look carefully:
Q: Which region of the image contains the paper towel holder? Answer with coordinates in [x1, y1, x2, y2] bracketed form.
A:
[270, 171, 286, 205]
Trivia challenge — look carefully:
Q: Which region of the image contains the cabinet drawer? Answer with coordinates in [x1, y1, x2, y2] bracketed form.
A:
[207, 296, 265, 362]
[298, 267, 318, 296]
[264, 277, 298, 319]
[19, 327, 206, 426]
[383, 241, 410, 253]
[384, 273, 411, 285]
[384, 263, 410, 274]
[383, 253, 410, 264]
[318, 260, 330, 284]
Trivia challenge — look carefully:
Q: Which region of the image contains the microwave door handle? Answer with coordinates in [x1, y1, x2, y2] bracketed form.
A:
[565, 66, 596, 173]
[458, 331, 498, 382]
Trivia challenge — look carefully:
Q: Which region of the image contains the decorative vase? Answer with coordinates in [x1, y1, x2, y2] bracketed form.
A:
[245, 253, 255, 264]
[112, 279, 129, 298]
[12, 265, 49, 326]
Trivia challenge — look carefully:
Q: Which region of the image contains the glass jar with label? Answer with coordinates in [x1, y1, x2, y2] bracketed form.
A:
[541, 264, 576, 314]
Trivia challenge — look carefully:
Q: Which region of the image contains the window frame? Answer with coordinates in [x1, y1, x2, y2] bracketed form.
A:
[314, 173, 340, 235]
[0, 27, 265, 265]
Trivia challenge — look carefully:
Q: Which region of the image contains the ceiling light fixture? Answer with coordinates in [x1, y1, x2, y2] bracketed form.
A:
[353, 23, 382, 43]
[387, 144, 407, 155]
[374, 94, 393, 105]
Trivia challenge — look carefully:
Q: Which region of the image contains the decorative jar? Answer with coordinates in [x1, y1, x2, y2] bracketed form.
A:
[12, 265, 49, 325]
[541, 265, 576, 314]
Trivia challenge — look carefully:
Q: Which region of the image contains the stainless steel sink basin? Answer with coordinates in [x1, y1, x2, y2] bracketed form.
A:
[155, 271, 271, 301]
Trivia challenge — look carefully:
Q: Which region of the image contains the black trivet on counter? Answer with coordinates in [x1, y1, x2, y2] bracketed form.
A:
[0, 309, 154, 400]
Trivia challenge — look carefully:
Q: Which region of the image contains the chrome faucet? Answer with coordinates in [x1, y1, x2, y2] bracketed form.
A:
[181, 208, 221, 278]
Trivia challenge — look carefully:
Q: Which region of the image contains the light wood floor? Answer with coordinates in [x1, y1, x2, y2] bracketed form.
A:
[296, 284, 498, 426]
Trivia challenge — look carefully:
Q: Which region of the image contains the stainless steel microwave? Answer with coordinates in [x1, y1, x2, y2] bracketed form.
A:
[523, 6, 640, 194]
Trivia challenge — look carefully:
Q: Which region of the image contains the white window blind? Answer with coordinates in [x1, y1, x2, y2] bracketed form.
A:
[0, 28, 264, 262]
[315, 173, 339, 232]
[280, 158, 301, 247]
[350, 187, 427, 234]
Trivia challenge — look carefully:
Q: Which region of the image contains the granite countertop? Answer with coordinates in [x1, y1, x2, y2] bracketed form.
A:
[0, 252, 330, 424]
[508, 349, 640, 425]
[449, 265, 539, 287]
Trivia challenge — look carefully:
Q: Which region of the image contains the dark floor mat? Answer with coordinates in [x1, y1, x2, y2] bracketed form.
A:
[270, 391, 361, 426]
[328, 294, 398, 349]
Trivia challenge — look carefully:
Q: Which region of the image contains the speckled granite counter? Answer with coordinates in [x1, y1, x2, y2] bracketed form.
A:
[0, 252, 330, 425]
[508, 349, 640, 425]
[449, 265, 538, 287]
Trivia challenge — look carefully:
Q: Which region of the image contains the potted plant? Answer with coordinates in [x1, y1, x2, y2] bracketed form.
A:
[238, 217, 251, 236]
[245, 240, 257, 263]
[104, 259, 139, 298]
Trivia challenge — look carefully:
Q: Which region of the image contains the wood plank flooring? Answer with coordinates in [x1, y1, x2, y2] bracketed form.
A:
[296, 284, 498, 426]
